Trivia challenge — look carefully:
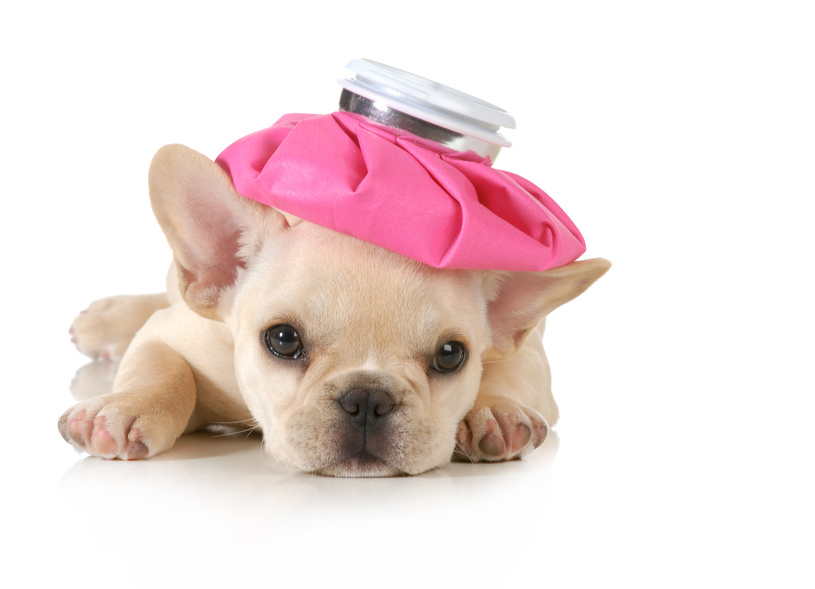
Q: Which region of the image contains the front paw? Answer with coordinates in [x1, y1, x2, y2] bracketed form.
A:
[58, 396, 165, 460]
[453, 398, 548, 462]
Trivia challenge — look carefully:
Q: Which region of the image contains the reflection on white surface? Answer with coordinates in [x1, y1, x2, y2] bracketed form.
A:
[69, 360, 119, 400]
[51, 360, 561, 587]
[59, 426, 561, 516]
[55, 434, 561, 587]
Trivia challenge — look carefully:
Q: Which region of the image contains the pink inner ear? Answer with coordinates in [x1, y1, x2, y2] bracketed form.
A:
[149, 145, 259, 315]
[487, 292, 542, 357]
[486, 259, 611, 357]
[176, 224, 246, 308]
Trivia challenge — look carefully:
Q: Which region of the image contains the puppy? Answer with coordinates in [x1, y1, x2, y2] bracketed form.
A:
[61, 144, 610, 477]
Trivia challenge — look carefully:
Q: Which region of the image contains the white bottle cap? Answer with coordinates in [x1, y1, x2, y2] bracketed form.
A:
[338, 58, 515, 160]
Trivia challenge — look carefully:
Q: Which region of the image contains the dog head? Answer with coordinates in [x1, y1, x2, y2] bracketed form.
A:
[149, 144, 609, 476]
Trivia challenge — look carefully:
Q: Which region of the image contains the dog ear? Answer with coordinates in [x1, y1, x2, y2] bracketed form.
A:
[484, 258, 611, 360]
[148, 144, 285, 319]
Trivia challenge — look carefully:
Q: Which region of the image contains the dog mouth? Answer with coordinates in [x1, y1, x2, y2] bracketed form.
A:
[313, 450, 406, 478]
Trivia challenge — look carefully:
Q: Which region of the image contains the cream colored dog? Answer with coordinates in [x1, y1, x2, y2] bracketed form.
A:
[61, 144, 610, 477]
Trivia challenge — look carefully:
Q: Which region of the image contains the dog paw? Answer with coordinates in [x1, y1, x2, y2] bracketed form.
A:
[453, 398, 548, 463]
[58, 396, 163, 460]
[70, 295, 166, 361]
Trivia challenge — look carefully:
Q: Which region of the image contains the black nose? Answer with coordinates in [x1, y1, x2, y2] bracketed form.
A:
[339, 388, 395, 431]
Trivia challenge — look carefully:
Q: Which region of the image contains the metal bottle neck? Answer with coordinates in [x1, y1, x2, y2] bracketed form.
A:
[339, 89, 502, 161]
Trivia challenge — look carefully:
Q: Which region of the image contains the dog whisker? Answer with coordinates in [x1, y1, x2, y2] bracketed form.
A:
[206, 418, 260, 439]
[211, 419, 259, 426]
[210, 426, 258, 439]
[453, 441, 475, 464]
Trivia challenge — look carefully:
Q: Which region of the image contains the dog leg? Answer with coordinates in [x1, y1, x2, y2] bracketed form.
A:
[58, 340, 196, 459]
[70, 293, 170, 361]
[454, 324, 554, 463]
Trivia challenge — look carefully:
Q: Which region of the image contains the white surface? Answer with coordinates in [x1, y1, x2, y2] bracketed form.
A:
[2, 1, 813, 587]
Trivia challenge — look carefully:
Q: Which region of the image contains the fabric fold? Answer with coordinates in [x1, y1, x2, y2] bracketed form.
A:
[216, 110, 586, 271]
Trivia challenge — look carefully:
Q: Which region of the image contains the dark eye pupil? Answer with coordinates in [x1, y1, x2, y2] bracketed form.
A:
[265, 324, 302, 358]
[434, 342, 466, 372]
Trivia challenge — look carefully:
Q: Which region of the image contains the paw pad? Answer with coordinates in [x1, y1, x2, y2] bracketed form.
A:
[58, 400, 151, 460]
[454, 400, 548, 463]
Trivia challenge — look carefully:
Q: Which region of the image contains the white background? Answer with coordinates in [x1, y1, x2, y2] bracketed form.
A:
[2, 1, 813, 587]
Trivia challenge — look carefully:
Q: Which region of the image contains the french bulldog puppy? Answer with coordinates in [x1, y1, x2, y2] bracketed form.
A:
[61, 144, 610, 477]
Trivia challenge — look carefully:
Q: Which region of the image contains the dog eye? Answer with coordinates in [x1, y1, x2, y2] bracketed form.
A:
[264, 324, 304, 359]
[432, 341, 467, 373]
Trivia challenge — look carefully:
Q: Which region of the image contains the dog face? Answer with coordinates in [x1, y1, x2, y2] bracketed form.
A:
[225, 224, 491, 476]
[149, 144, 608, 476]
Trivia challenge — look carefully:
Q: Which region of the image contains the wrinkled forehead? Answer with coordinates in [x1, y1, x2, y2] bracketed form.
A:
[242, 224, 488, 347]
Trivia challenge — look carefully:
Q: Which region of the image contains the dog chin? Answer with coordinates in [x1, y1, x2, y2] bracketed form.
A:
[312, 452, 407, 478]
